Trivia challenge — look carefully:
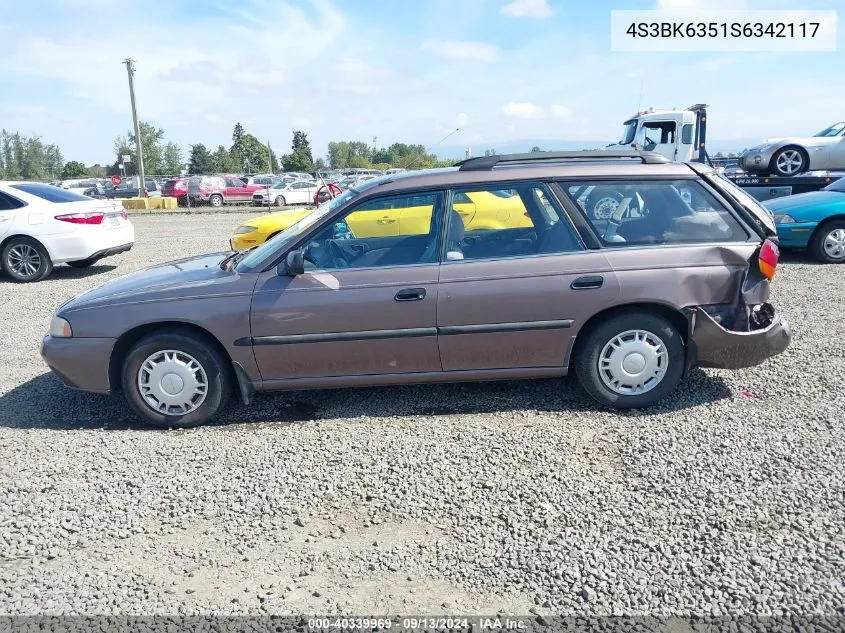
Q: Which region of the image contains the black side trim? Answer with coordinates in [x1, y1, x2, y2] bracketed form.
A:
[439, 320, 572, 336]
[239, 320, 574, 347]
[248, 327, 438, 346]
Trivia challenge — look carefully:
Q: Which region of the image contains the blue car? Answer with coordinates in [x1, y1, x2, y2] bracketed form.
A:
[765, 176, 845, 263]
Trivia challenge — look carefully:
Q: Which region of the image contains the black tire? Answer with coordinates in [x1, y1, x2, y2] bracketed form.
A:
[769, 146, 807, 177]
[67, 257, 99, 268]
[809, 220, 845, 264]
[121, 329, 232, 428]
[1, 236, 53, 282]
[585, 188, 623, 220]
[574, 311, 685, 409]
[274, 195, 286, 207]
[209, 194, 224, 207]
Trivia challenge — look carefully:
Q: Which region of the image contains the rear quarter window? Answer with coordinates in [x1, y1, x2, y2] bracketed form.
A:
[563, 180, 749, 246]
[9, 183, 92, 203]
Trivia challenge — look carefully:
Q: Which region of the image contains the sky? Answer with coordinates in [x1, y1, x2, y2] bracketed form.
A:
[0, 0, 842, 165]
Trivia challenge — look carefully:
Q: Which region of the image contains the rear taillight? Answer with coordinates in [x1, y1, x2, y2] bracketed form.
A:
[55, 212, 105, 225]
[759, 239, 779, 280]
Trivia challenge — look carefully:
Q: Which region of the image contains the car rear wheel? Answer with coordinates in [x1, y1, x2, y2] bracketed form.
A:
[574, 312, 685, 409]
[121, 329, 232, 428]
[274, 195, 286, 207]
[209, 194, 224, 207]
[1, 237, 53, 282]
[770, 146, 807, 177]
[810, 220, 845, 263]
[67, 257, 99, 268]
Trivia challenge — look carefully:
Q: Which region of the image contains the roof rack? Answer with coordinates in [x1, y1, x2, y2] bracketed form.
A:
[455, 151, 671, 172]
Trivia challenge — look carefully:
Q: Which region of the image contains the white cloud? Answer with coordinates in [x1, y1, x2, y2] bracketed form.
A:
[501, 0, 554, 18]
[420, 39, 501, 62]
[503, 102, 572, 120]
[503, 102, 542, 118]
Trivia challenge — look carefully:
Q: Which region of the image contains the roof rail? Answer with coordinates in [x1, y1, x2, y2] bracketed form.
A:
[455, 151, 671, 171]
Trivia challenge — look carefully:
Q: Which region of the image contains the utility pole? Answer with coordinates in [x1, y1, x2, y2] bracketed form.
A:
[123, 58, 146, 197]
[267, 140, 272, 173]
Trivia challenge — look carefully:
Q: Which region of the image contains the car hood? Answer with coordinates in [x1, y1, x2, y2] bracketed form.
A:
[244, 208, 312, 231]
[58, 252, 242, 312]
[764, 190, 845, 213]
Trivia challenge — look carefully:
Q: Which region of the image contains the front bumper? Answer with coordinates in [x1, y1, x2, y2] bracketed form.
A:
[739, 149, 776, 174]
[230, 233, 263, 250]
[690, 305, 791, 370]
[41, 335, 116, 394]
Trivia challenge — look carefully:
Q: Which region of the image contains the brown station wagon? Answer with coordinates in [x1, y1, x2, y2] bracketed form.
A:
[41, 151, 791, 428]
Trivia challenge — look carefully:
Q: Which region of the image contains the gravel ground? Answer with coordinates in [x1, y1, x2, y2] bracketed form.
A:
[0, 212, 842, 618]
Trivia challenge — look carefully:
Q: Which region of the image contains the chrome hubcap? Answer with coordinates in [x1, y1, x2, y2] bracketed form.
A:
[599, 330, 668, 395]
[776, 149, 804, 175]
[7, 244, 41, 277]
[137, 350, 208, 415]
[823, 228, 845, 260]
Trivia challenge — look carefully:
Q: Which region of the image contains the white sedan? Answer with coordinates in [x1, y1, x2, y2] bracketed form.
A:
[251, 180, 318, 207]
[0, 182, 134, 282]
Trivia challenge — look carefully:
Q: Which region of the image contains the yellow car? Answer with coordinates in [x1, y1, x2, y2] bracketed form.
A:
[229, 189, 533, 251]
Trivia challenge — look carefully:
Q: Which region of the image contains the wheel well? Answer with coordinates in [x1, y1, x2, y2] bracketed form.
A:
[770, 144, 808, 169]
[108, 321, 234, 394]
[809, 214, 845, 244]
[568, 302, 689, 367]
[266, 230, 282, 240]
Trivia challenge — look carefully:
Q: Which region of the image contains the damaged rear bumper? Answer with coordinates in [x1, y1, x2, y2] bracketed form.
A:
[688, 304, 791, 370]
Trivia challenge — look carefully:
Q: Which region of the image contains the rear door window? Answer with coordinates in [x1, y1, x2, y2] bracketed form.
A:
[563, 180, 749, 246]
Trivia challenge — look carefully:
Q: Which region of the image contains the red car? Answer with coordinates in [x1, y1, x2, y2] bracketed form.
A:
[187, 175, 265, 207]
[161, 177, 189, 205]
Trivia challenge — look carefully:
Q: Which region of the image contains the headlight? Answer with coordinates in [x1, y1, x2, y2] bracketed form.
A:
[772, 214, 795, 224]
[235, 225, 257, 234]
[49, 315, 73, 338]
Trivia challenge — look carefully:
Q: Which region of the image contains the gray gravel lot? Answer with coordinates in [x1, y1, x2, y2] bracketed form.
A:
[0, 212, 843, 617]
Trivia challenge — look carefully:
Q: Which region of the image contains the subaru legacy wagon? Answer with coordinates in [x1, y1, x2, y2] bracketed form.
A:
[41, 151, 790, 428]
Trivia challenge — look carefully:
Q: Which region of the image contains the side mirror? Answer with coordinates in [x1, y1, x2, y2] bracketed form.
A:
[284, 250, 305, 276]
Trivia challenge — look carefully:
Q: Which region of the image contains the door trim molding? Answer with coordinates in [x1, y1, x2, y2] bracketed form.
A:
[238, 319, 573, 347]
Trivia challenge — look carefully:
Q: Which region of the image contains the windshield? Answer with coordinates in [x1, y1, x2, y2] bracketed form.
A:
[235, 189, 358, 272]
[620, 119, 638, 145]
[814, 122, 845, 137]
[823, 176, 845, 193]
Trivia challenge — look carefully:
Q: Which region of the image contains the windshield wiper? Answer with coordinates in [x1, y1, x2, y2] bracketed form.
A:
[219, 250, 247, 271]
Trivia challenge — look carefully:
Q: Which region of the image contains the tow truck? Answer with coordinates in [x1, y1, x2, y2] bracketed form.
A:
[605, 104, 842, 204]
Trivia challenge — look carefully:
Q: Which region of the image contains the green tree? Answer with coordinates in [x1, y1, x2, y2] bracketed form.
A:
[372, 148, 395, 164]
[162, 142, 182, 175]
[62, 161, 87, 178]
[530, 145, 541, 152]
[348, 155, 372, 169]
[1, 130, 18, 179]
[43, 144, 64, 178]
[327, 141, 350, 169]
[282, 150, 313, 172]
[211, 145, 236, 173]
[86, 164, 107, 178]
[291, 130, 313, 164]
[128, 121, 165, 175]
[188, 144, 214, 174]
[19, 137, 47, 179]
[314, 157, 327, 171]
[111, 135, 135, 175]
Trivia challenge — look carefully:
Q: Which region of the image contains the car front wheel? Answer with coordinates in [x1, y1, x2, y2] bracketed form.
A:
[209, 194, 224, 207]
[770, 146, 807, 177]
[121, 329, 232, 428]
[574, 312, 685, 409]
[274, 195, 286, 207]
[1, 237, 54, 282]
[810, 220, 845, 263]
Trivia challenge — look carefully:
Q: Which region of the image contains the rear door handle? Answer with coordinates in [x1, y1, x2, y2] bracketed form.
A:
[571, 275, 604, 290]
[395, 287, 426, 301]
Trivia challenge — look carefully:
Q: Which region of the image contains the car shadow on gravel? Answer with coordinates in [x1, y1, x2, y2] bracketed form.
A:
[0, 369, 730, 431]
[0, 264, 117, 284]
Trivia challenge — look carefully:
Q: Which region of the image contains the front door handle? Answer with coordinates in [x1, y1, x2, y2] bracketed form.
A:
[571, 275, 604, 290]
[377, 217, 397, 225]
[395, 287, 426, 301]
